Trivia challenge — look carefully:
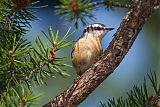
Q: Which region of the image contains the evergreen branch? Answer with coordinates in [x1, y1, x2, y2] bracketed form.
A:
[17, 27, 74, 82]
[55, 0, 96, 28]
[0, 34, 32, 94]
[98, 72, 160, 107]
[0, 83, 42, 107]
[0, 7, 16, 33]
[144, 91, 160, 107]
[0, 0, 40, 36]
[0, 0, 27, 30]
[86, 0, 130, 9]
[55, 0, 131, 28]
[43, 0, 157, 106]
[17, 58, 49, 81]
[0, 27, 74, 103]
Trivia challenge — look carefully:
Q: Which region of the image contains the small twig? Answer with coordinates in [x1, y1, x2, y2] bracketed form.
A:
[17, 43, 56, 80]
[8, 50, 15, 77]
[17, 60, 49, 80]
[86, 1, 131, 9]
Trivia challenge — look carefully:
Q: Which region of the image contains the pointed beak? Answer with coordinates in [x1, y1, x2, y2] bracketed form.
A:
[106, 28, 114, 31]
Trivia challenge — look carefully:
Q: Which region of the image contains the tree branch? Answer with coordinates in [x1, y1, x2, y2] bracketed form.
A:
[43, 0, 157, 106]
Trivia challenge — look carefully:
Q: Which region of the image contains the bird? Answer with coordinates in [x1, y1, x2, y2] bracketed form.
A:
[71, 23, 114, 76]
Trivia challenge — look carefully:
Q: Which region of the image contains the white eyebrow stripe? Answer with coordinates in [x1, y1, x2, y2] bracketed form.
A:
[88, 24, 103, 28]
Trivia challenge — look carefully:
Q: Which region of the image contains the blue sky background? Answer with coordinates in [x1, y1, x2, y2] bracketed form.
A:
[25, 1, 159, 106]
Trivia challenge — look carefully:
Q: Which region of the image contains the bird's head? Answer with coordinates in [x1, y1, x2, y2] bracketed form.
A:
[82, 23, 114, 40]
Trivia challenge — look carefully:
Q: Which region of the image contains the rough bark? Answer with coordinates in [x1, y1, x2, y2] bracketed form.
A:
[43, 0, 159, 106]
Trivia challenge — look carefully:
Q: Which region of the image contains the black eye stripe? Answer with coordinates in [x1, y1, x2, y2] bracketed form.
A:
[93, 26, 105, 31]
[83, 26, 105, 33]
[82, 23, 108, 34]
[95, 27, 100, 30]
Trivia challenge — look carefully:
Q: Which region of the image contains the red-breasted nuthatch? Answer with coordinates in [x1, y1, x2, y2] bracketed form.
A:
[71, 23, 114, 75]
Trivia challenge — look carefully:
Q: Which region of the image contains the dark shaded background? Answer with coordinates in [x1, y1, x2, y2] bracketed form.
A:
[26, 0, 160, 106]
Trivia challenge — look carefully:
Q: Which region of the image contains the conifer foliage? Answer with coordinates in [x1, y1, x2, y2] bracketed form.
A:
[0, 0, 73, 106]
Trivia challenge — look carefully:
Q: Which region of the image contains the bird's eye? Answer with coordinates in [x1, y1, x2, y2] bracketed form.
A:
[94, 27, 97, 30]
[97, 27, 100, 30]
[96, 27, 102, 30]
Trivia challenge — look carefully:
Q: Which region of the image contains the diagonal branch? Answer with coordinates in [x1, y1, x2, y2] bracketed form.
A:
[43, 0, 157, 106]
